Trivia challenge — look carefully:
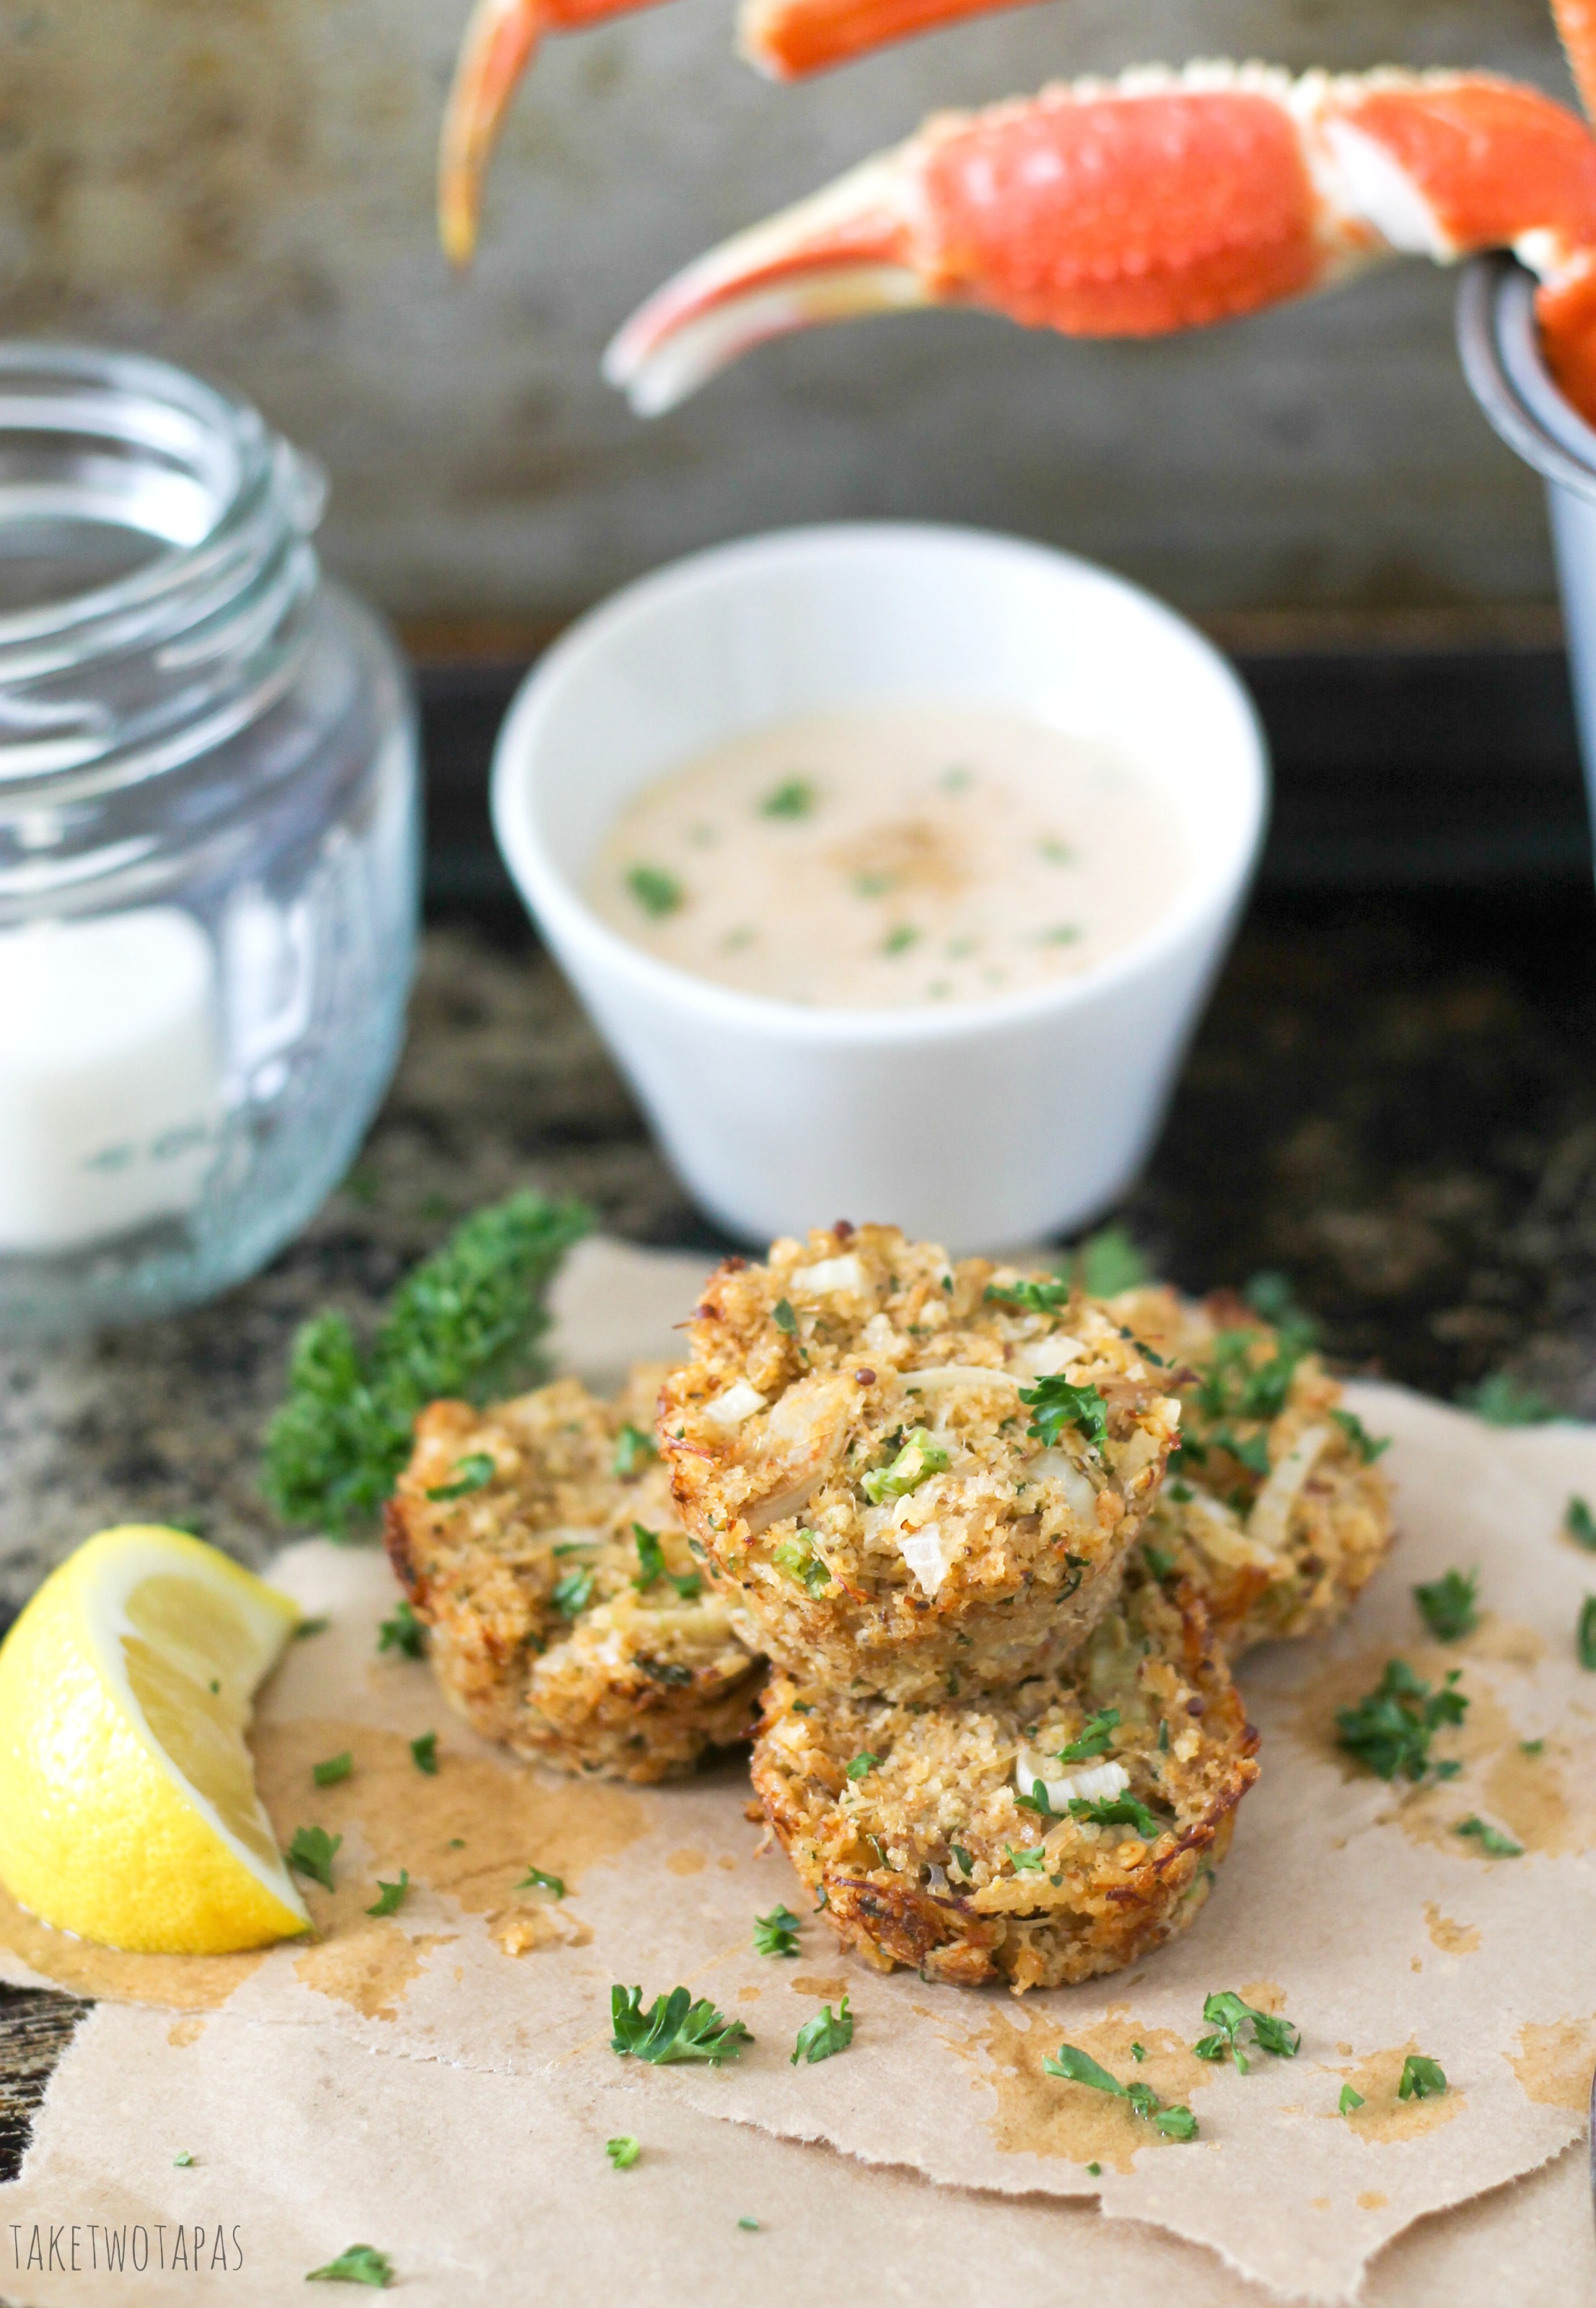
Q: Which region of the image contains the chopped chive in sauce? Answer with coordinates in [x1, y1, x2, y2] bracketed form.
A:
[627, 864, 684, 918]
[760, 777, 816, 819]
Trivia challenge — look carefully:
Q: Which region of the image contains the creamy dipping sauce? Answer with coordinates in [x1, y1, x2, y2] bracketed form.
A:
[587, 703, 1190, 1009]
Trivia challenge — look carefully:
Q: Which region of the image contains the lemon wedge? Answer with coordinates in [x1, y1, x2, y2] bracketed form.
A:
[0, 1526, 311, 1954]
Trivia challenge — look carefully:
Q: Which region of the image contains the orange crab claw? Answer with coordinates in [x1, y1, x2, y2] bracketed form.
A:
[439, 0, 662, 264]
[737, 0, 1020, 80]
[605, 66, 1596, 425]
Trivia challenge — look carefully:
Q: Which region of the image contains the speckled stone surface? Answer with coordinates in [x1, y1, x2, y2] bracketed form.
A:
[6, 890, 1596, 1621]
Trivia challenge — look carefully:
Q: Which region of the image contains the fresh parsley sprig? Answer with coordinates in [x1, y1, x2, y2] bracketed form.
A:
[610, 1985, 753, 2066]
[288, 1825, 341, 1892]
[612, 1423, 657, 1478]
[425, 1452, 496, 1503]
[377, 1600, 426, 1659]
[1055, 1708, 1120, 1763]
[1454, 1815, 1522, 1858]
[753, 1904, 802, 1957]
[1020, 1376, 1108, 1450]
[792, 1997, 854, 2065]
[306, 2243, 394, 2287]
[1413, 1567, 1479, 1644]
[986, 1277, 1073, 1316]
[263, 1191, 592, 1536]
[1336, 1659, 1468, 1783]
[1193, 1991, 1300, 2072]
[606, 2136, 641, 2169]
[1398, 2054, 1448, 2101]
[1069, 1792, 1163, 1840]
[1330, 1409, 1390, 1465]
[367, 1872, 409, 1917]
[1043, 2042, 1198, 2141]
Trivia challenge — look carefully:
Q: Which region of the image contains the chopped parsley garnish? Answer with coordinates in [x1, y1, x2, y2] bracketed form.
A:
[517, 1866, 565, 1896]
[638, 1656, 694, 1686]
[950, 1843, 974, 1878]
[882, 924, 919, 956]
[367, 1872, 409, 1917]
[1460, 1373, 1553, 1426]
[1052, 1708, 1120, 1764]
[862, 1428, 950, 1504]
[1020, 1375, 1108, 1450]
[553, 1566, 595, 1618]
[1454, 1815, 1522, 1858]
[288, 1825, 341, 1892]
[846, 1751, 878, 1781]
[1242, 1271, 1315, 1331]
[1069, 1793, 1163, 1840]
[612, 1423, 657, 1477]
[610, 1984, 752, 2066]
[1335, 1659, 1468, 1782]
[772, 1296, 799, 1335]
[633, 1523, 667, 1589]
[1330, 1409, 1390, 1464]
[1077, 1224, 1149, 1298]
[773, 1530, 832, 1595]
[1142, 1543, 1177, 1578]
[760, 778, 815, 819]
[410, 1732, 439, 1776]
[312, 1750, 352, 1787]
[377, 1600, 426, 1659]
[1130, 2042, 1146, 2061]
[1006, 1843, 1048, 1873]
[1043, 2043, 1198, 2140]
[1193, 1991, 1301, 2072]
[306, 2243, 394, 2287]
[1581, 1596, 1596, 1672]
[174, 2151, 194, 2167]
[294, 1616, 330, 1641]
[1413, 1567, 1480, 1644]
[1565, 1494, 1596, 1549]
[667, 1568, 703, 1600]
[1203, 1425, 1271, 1478]
[986, 1276, 1073, 1316]
[737, 2218, 760, 2232]
[263, 1191, 589, 1536]
[754, 1903, 802, 1957]
[1195, 1324, 1310, 1428]
[628, 864, 685, 917]
[1014, 1783, 1055, 1819]
[606, 2136, 641, 2169]
[1398, 2054, 1448, 2101]
[1521, 1737, 1545, 1756]
[792, 1997, 854, 2065]
[1338, 2084, 1364, 2116]
[1086, 2160, 1102, 2175]
[425, 1451, 496, 1502]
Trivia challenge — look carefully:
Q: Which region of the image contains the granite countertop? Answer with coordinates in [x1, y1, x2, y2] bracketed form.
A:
[6, 885, 1596, 1619]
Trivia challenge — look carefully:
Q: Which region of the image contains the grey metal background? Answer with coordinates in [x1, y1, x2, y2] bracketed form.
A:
[0, 0, 1575, 623]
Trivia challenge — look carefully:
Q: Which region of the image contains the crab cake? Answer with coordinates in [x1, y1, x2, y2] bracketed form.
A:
[659, 1226, 1183, 1704]
[752, 1574, 1258, 1991]
[1110, 1286, 1394, 1654]
[385, 1366, 763, 1782]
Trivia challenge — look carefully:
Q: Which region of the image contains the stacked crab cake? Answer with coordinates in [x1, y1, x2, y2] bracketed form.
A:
[752, 1573, 1258, 1991]
[387, 1365, 762, 1782]
[665, 1224, 1259, 1988]
[1107, 1286, 1394, 1654]
[659, 1224, 1182, 1703]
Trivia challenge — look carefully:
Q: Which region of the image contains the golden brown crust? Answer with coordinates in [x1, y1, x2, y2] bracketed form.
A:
[750, 1576, 1258, 1991]
[1110, 1286, 1395, 1653]
[389, 1368, 763, 1781]
[659, 1225, 1180, 1701]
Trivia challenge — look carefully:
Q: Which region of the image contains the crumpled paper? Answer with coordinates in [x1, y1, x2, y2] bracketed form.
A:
[3, 1239, 1595, 2302]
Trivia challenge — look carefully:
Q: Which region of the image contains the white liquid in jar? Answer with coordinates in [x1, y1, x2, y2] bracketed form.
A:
[588, 703, 1191, 1009]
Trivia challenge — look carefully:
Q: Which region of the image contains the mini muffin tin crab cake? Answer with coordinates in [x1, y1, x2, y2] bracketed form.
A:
[751, 1574, 1258, 1991]
[386, 1366, 763, 1782]
[659, 1224, 1182, 1703]
[1107, 1286, 1394, 1654]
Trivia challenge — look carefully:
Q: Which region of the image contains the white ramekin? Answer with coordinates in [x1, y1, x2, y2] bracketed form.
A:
[491, 522, 1268, 1252]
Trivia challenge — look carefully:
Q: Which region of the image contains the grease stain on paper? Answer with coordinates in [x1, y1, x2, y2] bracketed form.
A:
[791, 1975, 848, 2000]
[1508, 2017, 1596, 2110]
[1330, 2040, 1465, 2143]
[0, 1883, 267, 2010]
[974, 2007, 1210, 2174]
[296, 1930, 457, 2019]
[1423, 1904, 1480, 1956]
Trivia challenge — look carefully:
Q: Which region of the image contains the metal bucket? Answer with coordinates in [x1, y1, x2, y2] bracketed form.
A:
[1458, 253, 1596, 818]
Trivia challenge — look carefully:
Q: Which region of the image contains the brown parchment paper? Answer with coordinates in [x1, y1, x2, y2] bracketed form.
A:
[4, 1240, 1595, 2302]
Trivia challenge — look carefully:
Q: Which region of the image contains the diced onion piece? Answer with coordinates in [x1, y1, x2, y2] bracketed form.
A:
[898, 1521, 950, 1596]
[899, 1364, 1018, 1395]
[1015, 1750, 1130, 1812]
[1183, 1491, 1281, 1571]
[1247, 1424, 1333, 1556]
[1025, 1447, 1098, 1522]
[704, 1379, 767, 1429]
[790, 1253, 867, 1296]
[1007, 1335, 1086, 1379]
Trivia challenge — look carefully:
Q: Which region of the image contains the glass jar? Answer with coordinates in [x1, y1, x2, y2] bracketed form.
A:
[0, 345, 418, 1340]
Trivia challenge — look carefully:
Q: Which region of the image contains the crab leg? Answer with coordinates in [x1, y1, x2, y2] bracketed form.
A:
[439, 0, 665, 264]
[603, 66, 1596, 421]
